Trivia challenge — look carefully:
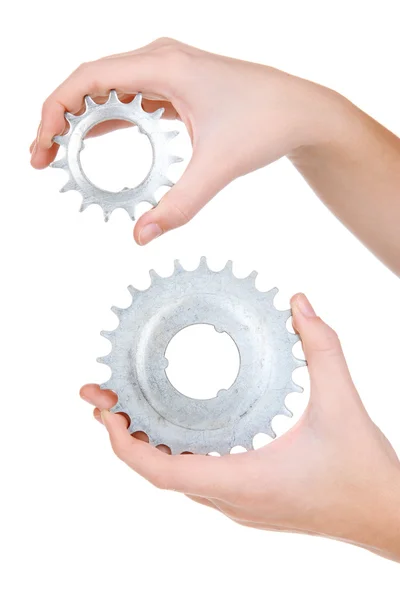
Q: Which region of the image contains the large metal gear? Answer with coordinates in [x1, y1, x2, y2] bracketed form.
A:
[98, 258, 305, 455]
[51, 90, 182, 221]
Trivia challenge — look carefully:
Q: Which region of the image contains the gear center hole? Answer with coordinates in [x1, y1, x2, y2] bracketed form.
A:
[80, 121, 153, 192]
[165, 324, 240, 400]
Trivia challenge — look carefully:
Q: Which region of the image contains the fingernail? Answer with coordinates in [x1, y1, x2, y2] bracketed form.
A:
[100, 409, 109, 424]
[36, 122, 42, 146]
[138, 223, 162, 245]
[294, 293, 316, 318]
[31, 140, 37, 156]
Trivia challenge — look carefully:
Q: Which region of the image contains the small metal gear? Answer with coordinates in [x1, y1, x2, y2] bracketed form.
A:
[51, 90, 182, 221]
[98, 258, 306, 455]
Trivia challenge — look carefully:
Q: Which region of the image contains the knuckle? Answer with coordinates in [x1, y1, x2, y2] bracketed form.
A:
[314, 321, 341, 354]
[74, 61, 99, 87]
[110, 438, 130, 461]
[41, 96, 54, 116]
[154, 36, 178, 47]
[76, 60, 91, 73]
[152, 471, 172, 490]
[168, 201, 191, 228]
[157, 45, 191, 73]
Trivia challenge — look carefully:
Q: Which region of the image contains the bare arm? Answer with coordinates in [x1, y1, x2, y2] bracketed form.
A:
[81, 294, 400, 562]
[290, 91, 400, 275]
[30, 38, 400, 273]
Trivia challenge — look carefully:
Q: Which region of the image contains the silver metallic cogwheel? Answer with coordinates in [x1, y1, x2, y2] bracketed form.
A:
[98, 258, 306, 455]
[51, 90, 182, 221]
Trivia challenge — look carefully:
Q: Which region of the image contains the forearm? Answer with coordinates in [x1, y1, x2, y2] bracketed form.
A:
[347, 468, 400, 562]
[289, 88, 400, 276]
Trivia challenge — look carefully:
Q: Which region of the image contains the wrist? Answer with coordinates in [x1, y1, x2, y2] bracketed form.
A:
[348, 467, 400, 561]
[287, 79, 358, 157]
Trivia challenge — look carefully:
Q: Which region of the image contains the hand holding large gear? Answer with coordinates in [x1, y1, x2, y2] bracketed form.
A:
[98, 258, 305, 455]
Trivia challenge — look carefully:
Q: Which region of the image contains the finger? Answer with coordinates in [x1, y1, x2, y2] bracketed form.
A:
[94, 407, 130, 426]
[80, 384, 133, 431]
[134, 144, 231, 244]
[101, 409, 242, 498]
[80, 383, 118, 409]
[291, 293, 360, 406]
[84, 387, 169, 448]
[30, 100, 177, 170]
[74, 99, 177, 139]
[30, 142, 59, 170]
[185, 495, 220, 511]
[32, 100, 176, 143]
[34, 54, 176, 158]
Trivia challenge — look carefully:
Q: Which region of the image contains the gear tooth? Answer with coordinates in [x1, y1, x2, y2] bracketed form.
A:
[108, 89, 120, 104]
[244, 438, 254, 451]
[223, 259, 233, 272]
[111, 305, 123, 318]
[110, 402, 124, 414]
[79, 198, 96, 212]
[65, 112, 78, 124]
[197, 256, 209, 271]
[293, 357, 307, 369]
[97, 355, 110, 365]
[160, 176, 174, 187]
[100, 330, 114, 341]
[173, 259, 184, 273]
[124, 206, 136, 221]
[281, 405, 293, 418]
[59, 179, 76, 193]
[289, 331, 300, 344]
[215, 443, 231, 456]
[265, 286, 279, 302]
[145, 435, 158, 447]
[84, 95, 97, 109]
[145, 195, 157, 207]
[127, 284, 139, 298]
[131, 93, 143, 109]
[53, 134, 67, 146]
[247, 270, 258, 283]
[149, 268, 160, 282]
[279, 308, 292, 321]
[150, 107, 165, 120]
[50, 157, 67, 169]
[291, 381, 304, 393]
[262, 423, 276, 439]
[164, 130, 179, 142]
[236, 435, 254, 451]
[168, 444, 181, 455]
[103, 209, 112, 222]
[169, 155, 184, 165]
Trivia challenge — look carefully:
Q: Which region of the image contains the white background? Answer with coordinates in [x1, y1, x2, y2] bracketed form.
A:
[1, 0, 400, 597]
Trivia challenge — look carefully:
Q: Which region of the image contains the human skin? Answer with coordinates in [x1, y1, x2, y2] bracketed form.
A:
[81, 294, 400, 562]
[31, 40, 400, 559]
[30, 38, 400, 274]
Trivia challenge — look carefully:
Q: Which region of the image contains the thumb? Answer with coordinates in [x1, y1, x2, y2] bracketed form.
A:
[100, 409, 135, 463]
[134, 145, 231, 245]
[291, 294, 359, 401]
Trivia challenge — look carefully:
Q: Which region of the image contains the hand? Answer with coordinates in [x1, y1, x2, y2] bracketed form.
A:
[31, 39, 400, 273]
[30, 38, 335, 245]
[81, 293, 400, 562]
